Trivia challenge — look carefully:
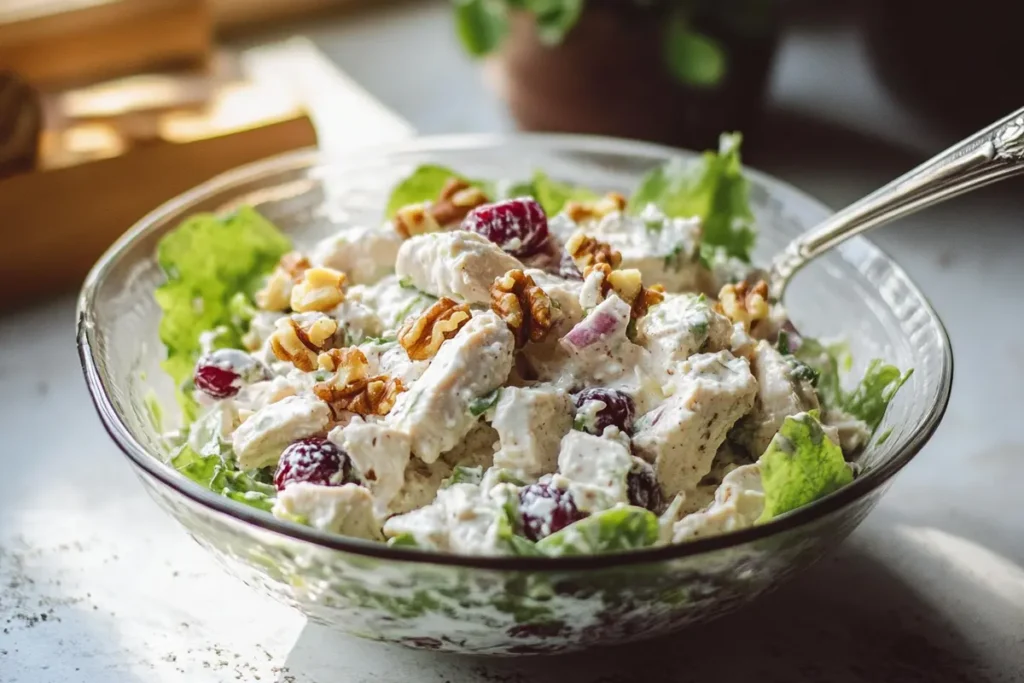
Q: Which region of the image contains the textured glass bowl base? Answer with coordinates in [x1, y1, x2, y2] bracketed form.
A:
[78, 135, 952, 655]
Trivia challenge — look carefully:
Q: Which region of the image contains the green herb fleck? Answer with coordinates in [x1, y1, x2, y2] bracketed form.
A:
[469, 388, 502, 417]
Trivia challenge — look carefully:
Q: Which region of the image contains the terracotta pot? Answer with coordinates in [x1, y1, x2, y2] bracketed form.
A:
[495, 3, 779, 149]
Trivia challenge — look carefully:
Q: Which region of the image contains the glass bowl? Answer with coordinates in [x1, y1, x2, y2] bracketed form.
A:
[77, 134, 952, 655]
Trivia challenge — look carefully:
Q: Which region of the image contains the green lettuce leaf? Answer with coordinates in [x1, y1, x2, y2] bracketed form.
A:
[170, 445, 277, 512]
[497, 497, 544, 556]
[795, 339, 910, 432]
[757, 411, 853, 522]
[842, 360, 913, 432]
[536, 506, 659, 557]
[531, 170, 598, 216]
[387, 533, 421, 548]
[155, 206, 290, 421]
[385, 164, 467, 218]
[629, 132, 755, 262]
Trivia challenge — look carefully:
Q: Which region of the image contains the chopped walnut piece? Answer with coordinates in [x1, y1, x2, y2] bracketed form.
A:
[584, 263, 664, 320]
[394, 203, 441, 240]
[716, 280, 769, 331]
[393, 177, 490, 239]
[490, 269, 554, 348]
[317, 347, 370, 378]
[565, 230, 622, 271]
[256, 252, 311, 311]
[269, 316, 339, 371]
[397, 297, 472, 360]
[314, 372, 405, 418]
[432, 178, 489, 226]
[564, 192, 628, 223]
[290, 267, 347, 313]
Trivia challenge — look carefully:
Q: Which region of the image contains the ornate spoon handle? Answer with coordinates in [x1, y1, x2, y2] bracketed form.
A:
[769, 107, 1024, 300]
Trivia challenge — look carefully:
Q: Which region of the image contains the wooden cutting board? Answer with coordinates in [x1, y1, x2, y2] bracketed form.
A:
[0, 38, 414, 310]
[0, 0, 211, 88]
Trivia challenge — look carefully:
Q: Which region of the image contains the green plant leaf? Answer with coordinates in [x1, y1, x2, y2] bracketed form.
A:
[525, 0, 584, 45]
[757, 411, 853, 522]
[663, 13, 728, 88]
[531, 170, 598, 215]
[387, 533, 421, 548]
[795, 338, 910, 432]
[841, 360, 913, 432]
[536, 506, 659, 557]
[155, 206, 290, 423]
[454, 0, 509, 57]
[171, 445, 277, 512]
[629, 133, 755, 262]
[385, 164, 466, 218]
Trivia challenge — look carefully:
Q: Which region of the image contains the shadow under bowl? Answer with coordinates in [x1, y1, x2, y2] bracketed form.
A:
[76, 134, 952, 655]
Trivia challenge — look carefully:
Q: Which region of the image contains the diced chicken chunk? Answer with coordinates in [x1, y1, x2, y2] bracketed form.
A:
[440, 423, 499, 470]
[231, 394, 330, 469]
[585, 211, 705, 292]
[349, 275, 436, 333]
[383, 482, 516, 555]
[632, 351, 757, 498]
[330, 299, 384, 343]
[329, 418, 411, 517]
[394, 230, 523, 304]
[637, 293, 733, 378]
[556, 430, 635, 513]
[672, 464, 764, 542]
[272, 482, 384, 541]
[492, 386, 574, 481]
[311, 224, 403, 285]
[733, 341, 821, 457]
[559, 295, 650, 389]
[389, 425, 499, 516]
[526, 269, 584, 337]
[387, 311, 514, 463]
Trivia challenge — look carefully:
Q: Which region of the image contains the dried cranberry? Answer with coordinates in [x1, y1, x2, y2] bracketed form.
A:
[518, 483, 587, 541]
[573, 388, 636, 435]
[273, 437, 353, 490]
[193, 349, 266, 399]
[462, 197, 550, 257]
[627, 462, 663, 512]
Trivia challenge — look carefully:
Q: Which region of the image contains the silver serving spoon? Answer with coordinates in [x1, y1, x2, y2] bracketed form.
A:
[769, 106, 1024, 300]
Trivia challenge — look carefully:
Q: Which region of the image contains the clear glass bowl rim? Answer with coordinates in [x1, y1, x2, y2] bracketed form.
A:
[76, 132, 954, 571]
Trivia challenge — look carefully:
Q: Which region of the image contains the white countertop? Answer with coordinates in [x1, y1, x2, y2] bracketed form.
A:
[3, 3, 1024, 682]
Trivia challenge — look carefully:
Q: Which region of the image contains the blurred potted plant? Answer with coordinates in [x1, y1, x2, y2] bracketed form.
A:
[453, 0, 780, 149]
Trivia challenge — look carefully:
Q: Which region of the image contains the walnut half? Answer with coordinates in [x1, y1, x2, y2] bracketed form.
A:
[490, 269, 553, 348]
[393, 177, 490, 239]
[398, 297, 472, 361]
[584, 263, 665, 320]
[256, 251, 311, 311]
[716, 280, 769, 331]
[314, 354, 405, 418]
[565, 230, 622, 271]
[291, 266, 347, 313]
[564, 192, 628, 223]
[269, 315, 339, 371]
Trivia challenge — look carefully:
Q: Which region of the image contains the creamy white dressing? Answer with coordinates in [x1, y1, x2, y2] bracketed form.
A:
[183, 197, 869, 555]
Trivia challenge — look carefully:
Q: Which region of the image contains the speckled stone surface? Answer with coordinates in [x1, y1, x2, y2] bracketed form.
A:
[2, 3, 1023, 682]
